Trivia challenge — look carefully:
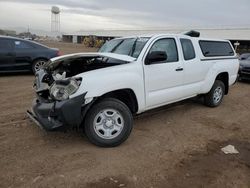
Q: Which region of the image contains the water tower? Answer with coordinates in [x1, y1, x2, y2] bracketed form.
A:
[51, 6, 60, 33]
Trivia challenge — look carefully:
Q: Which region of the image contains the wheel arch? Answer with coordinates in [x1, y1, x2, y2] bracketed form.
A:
[99, 88, 139, 114]
[201, 69, 230, 95]
[215, 72, 229, 95]
[81, 88, 139, 122]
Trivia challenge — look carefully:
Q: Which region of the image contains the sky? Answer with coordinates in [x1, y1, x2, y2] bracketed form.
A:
[0, 0, 250, 34]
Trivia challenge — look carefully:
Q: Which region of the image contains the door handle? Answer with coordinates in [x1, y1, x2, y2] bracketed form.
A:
[175, 67, 183, 71]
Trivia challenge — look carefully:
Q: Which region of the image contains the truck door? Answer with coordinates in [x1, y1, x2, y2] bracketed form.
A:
[0, 38, 15, 72]
[143, 37, 184, 109]
[180, 38, 208, 96]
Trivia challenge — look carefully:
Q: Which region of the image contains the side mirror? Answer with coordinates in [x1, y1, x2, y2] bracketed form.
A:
[145, 51, 168, 65]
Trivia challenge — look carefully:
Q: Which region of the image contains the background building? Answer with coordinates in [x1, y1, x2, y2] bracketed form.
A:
[0, 29, 16, 36]
[62, 28, 250, 54]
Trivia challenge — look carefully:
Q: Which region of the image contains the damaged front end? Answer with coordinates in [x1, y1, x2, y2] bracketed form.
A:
[27, 68, 86, 131]
[27, 53, 133, 131]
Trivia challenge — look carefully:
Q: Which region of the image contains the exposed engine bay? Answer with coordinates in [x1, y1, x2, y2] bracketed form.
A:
[49, 56, 127, 77]
[34, 54, 130, 101]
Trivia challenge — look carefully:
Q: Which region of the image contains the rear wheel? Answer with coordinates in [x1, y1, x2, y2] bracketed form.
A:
[84, 98, 133, 147]
[204, 80, 225, 107]
[32, 59, 47, 73]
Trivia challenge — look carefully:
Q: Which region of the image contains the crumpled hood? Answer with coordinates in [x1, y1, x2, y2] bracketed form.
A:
[50, 52, 136, 63]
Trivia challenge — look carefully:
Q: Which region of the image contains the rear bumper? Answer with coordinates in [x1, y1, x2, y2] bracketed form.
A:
[27, 93, 86, 131]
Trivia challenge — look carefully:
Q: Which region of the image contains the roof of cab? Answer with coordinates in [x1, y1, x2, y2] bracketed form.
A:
[114, 33, 230, 42]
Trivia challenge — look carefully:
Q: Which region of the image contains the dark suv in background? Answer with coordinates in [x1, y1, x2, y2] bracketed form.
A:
[0, 36, 60, 73]
[239, 53, 250, 81]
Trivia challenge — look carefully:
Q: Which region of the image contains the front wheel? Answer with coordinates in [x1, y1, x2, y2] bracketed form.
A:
[204, 80, 225, 107]
[84, 98, 133, 147]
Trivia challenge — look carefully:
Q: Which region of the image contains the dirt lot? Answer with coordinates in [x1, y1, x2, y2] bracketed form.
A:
[0, 42, 250, 188]
[40, 41, 98, 54]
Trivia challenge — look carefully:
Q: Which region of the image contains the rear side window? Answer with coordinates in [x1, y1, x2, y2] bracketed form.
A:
[180, 39, 195, 60]
[199, 40, 234, 57]
[15, 41, 34, 49]
[0, 39, 13, 50]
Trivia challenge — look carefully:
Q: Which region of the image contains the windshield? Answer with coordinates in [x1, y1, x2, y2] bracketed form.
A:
[99, 37, 149, 58]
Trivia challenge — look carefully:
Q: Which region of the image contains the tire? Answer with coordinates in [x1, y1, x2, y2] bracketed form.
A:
[204, 80, 225, 107]
[32, 59, 47, 74]
[84, 98, 133, 147]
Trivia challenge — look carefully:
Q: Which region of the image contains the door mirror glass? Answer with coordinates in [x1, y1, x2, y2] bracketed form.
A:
[146, 51, 168, 65]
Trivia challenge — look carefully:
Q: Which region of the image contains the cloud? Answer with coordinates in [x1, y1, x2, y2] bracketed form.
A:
[0, 0, 250, 33]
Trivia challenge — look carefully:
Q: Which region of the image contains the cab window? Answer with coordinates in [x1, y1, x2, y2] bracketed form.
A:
[180, 39, 196, 60]
[148, 38, 178, 62]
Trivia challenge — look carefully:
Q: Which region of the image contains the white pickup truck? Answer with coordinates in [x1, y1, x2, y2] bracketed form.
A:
[27, 31, 239, 147]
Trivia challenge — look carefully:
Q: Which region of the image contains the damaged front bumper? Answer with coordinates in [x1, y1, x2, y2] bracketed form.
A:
[27, 93, 86, 131]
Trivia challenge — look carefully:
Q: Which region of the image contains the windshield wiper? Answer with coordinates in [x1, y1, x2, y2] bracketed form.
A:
[111, 40, 124, 53]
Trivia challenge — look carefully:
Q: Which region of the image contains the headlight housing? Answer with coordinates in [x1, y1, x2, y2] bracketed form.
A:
[50, 78, 81, 101]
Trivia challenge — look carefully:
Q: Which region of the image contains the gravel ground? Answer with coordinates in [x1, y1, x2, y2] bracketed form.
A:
[0, 42, 250, 188]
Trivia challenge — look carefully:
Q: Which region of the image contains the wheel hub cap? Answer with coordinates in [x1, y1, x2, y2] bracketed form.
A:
[213, 86, 223, 103]
[93, 109, 124, 140]
[104, 119, 113, 128]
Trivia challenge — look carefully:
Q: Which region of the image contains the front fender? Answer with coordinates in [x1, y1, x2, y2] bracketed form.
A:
[70, 63, 145, 112]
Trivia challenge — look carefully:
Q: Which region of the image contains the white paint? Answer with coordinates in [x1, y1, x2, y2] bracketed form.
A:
[59, 33, 239, 113]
